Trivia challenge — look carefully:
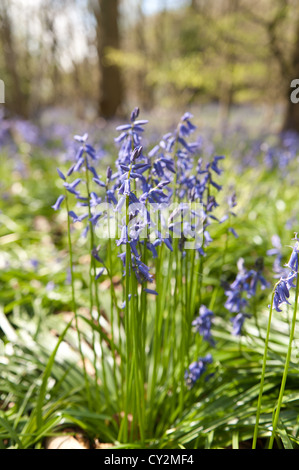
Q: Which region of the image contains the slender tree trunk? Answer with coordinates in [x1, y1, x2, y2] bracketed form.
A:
[282, 19, 299, 133]
[94, 0, 123, 118]
[219, 0, 239, 134]
[0, 2, 28, 117]
[190, 0, 197, 11]
[283, 91, 299, 133]
[135, 0, 153, 109]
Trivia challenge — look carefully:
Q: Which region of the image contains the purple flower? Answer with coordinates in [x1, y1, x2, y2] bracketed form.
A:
[130, 107, 140, 122]
[185, 354, 213, 388]
[116, 224, 128, 247]
[271, 237, 299, 312]
[225, 290, 248, 313]
[231, 313, 251, 336]
[192, 305, 215, 346]
[247, 267, 270, 298]
[211, 156, 225, 175]
[134, 258, 153, 283]
[56, 168, 66, 181]
[68, 211, 88, 223]
[73, 156, 85, 172]
[224, 258, 269, 334]
[52, 195, 65, 211]
[115, 109, 147, 168]
[74, 132, 88, 143]
[228, 227, 238, 238]
[95, 268, 105, 280]
[30, 259, 39, 271]
[63, 178, 81, 196]
[143, 288, 158, 295]
[286, 241, 299, 272]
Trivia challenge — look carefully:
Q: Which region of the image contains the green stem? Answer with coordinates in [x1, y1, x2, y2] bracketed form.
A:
[149, 243, 164, 433]
[121, 195, 131, 442]
[188, 248, 196, 314]
[269, 264, 299, 449]
[209, 223, 229, 311]
[185, 249, 192, 364]
[131, 265, 145, 443]
[84, 156, 108, 407]
[252, 283, 278, 449]
[141, 236, 148, 387]
[179, 248, 186, 415]
[64, 189, 92, 409]
[163, 248, 175, 368]
[108, 213, 120, 407]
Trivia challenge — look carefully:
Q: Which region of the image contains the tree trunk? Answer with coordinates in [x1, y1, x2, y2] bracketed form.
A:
[282, 18, 299, 133]
[135, 0, 154, 109]
[94, 0, 123, 118]
[0, 2, 28, 117]
[283, 90, 299, 133]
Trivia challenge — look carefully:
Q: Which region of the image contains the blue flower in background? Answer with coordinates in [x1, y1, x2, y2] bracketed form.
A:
[231, 313, 251, 336]
[114, 107, 148, 168]
[192, 305, 215, 346]
[185, 354, 213, 388]
[271, 237, 299, 313]
[51, 194, 65, 211]
[224, 257, 269, 335]
[286, 241, 299, 272]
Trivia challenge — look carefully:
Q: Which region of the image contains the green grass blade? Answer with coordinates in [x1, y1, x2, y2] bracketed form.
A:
[0, 413, 23, 448]
[36, 319, 72, 428]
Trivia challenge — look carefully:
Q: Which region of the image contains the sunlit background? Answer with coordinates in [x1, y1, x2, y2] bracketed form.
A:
[1, 0, 299, 134]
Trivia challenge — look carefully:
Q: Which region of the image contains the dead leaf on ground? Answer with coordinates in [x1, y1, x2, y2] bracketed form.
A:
[45, 435, 89, 450]
[94, 440, 114, 449]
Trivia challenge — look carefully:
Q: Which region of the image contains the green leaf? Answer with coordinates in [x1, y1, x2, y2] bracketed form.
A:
[36, 319, 72, 428]
[0, 413, 23, 448]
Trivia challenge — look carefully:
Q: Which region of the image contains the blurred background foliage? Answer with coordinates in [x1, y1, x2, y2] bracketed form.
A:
[0, 0, 299, 131]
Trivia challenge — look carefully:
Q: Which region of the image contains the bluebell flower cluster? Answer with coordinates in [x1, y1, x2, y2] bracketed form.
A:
[51, 107, 238, 309]
[271, 237, 299, 313]
[192, 305, 215, 346]
[51, 132, 106, 245]
[114, 107, 148, 169]
[262, 131, 299, 171]
[142, 112, 227, 254]
[230, 312, 251, 336]
[224, 257, 269, 335]
[226, 190, 239, 238]
[48, 107, 249, 401]
[266, 234, 288, 278]
[112, 108, 228, 285]
[184, 353, 213, 388]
